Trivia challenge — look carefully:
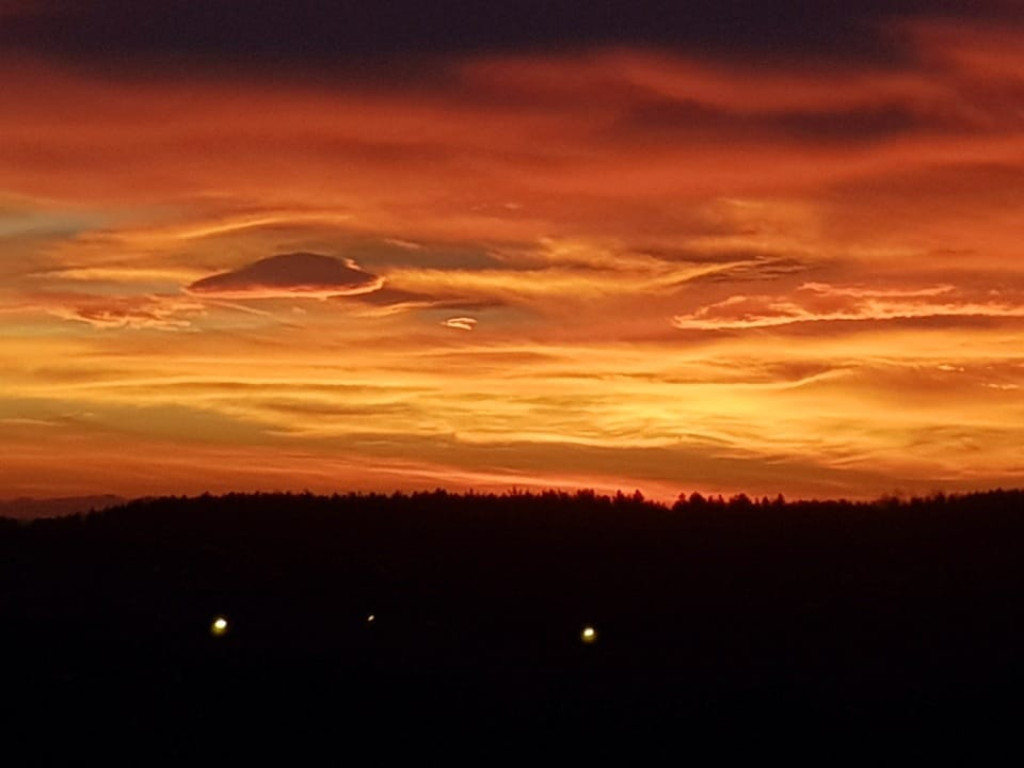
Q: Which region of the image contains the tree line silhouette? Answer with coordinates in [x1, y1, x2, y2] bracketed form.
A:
[3, 488, 1023, 759]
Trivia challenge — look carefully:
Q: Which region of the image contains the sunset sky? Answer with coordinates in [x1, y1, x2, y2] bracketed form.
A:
[2, 1, 1023, 501]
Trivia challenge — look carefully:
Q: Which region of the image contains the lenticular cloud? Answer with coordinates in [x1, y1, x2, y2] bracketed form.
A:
[188, 252, 384, 300]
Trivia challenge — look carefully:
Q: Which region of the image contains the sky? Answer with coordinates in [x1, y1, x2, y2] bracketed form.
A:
[1, 0, 1023, 501]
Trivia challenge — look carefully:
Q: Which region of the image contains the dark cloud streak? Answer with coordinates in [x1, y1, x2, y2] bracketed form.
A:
[188, 252, 383, 299]
[612, 99, 950, 148]
[1, 1, 1017, 78]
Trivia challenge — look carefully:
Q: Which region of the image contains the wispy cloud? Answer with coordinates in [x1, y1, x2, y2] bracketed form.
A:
[673, 283, 1024, 330]
[46, 294, 207, 330]
[2, 8, 1024, 499]
[442, 317, 477, 331]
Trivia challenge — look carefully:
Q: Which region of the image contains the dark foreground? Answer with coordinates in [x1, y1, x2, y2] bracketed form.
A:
[4, 489, 1024, 761]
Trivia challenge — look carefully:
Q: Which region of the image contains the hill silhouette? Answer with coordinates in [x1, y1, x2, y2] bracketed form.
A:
[4, 488, 1024, 760]
[0, 493, 124, 519]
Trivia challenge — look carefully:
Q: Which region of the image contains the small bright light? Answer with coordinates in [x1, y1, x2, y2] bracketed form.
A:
[211, 616, 229, 637]
[366, 614, 376, 623]
[581, 625, 597, 643]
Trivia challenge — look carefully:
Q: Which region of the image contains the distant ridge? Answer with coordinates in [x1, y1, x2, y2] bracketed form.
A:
[0, 494, 126, 520]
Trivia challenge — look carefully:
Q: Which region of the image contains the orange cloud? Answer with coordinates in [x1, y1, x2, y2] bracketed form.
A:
[48, 295, 207, 330]
[2, 15, 1024, 500]
[673, 283, 1024, 330]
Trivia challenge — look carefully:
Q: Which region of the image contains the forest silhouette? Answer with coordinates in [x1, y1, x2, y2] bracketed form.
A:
[4, 488, 1023, 759]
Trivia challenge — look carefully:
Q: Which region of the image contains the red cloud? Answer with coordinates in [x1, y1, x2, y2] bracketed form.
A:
[187, 252, 384, 300]
[47, 294, 206, 330]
